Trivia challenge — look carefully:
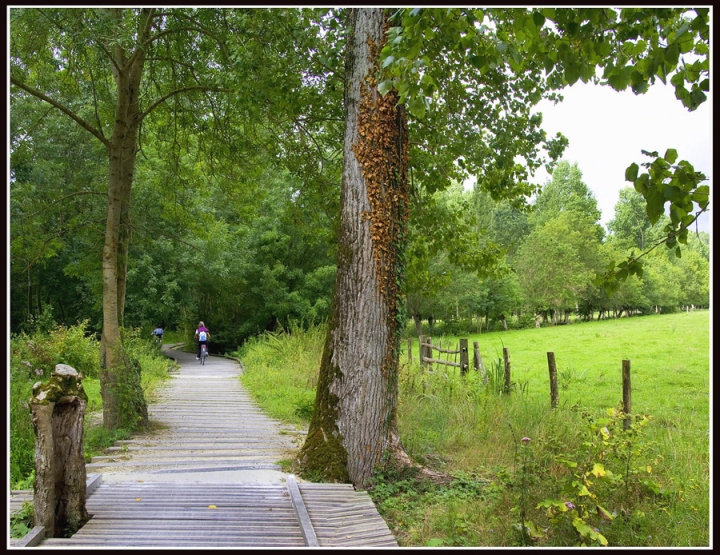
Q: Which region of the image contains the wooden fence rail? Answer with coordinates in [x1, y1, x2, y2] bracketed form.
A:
[413, 340, 631, 415]
[419, 336, 470, 374]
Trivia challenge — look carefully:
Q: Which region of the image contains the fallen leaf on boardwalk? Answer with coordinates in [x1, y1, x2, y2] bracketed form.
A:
[135, 498, 142, 502]
[208, 505, 217, 509]
[138, 480, 144, 483]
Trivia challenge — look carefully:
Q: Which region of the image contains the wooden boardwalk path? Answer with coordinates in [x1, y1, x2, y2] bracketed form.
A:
[12, 346, 397, 548]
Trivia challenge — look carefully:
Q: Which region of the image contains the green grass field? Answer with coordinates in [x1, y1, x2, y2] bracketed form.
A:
[238, 310, 710, 547]
[404, 311, 709, 458]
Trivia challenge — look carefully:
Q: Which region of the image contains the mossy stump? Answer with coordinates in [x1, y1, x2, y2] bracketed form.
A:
[29, 364, 89, 538]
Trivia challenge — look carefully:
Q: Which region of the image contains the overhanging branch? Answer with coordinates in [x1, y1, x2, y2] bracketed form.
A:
[10, 77, 110, 149]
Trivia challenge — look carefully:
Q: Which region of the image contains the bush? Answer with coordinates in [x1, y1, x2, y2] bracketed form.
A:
[430, 319, 481, 337]
[10, 322, 100, 486]
[10, 320, 100, 380]
[516, 313, 536, 329]
[9, 323, 174, 488]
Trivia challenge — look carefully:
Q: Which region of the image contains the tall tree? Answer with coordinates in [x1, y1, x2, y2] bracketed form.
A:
[298, 8, 415, 488]
[10, 8, 259, 429]
[301, 7, 709, 488]
[533, 160, 603, 232]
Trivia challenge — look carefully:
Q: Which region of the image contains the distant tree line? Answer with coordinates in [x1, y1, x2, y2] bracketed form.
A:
[405, 161, 709, 336]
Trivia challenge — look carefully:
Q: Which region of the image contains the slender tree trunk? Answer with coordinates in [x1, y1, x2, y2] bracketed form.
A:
[299, 8, 411, 488]
[98, 8, 151, 430]
[413, 314, 423, 338]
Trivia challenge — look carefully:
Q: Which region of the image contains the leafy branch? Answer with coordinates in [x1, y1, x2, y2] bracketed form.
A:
[595, 149, 709, 296]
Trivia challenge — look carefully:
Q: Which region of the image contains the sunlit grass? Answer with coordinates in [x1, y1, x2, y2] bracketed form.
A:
[233, 323, 324, 427]
[237, 311, 710, 547]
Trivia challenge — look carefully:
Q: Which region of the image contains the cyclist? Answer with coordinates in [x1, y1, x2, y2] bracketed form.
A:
[151, 325, 164, 344]
[194, 321, 210, 360]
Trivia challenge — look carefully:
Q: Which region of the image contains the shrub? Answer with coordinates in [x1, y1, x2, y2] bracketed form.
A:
[9, 324, 173, 488]
[516, 313, 536, 329]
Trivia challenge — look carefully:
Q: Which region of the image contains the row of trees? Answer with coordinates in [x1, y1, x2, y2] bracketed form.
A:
[406, 162, 709, 333]
[11, 8, 710, 488]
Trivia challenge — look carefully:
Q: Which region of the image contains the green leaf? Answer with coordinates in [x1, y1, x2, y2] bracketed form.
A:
[564, 65, 581, 86]
[664, 148, 678, 163]
[533, 12, 546, 29]
[633, 173, 649, 195]
[378, 79, 393, 96]
[671, 21, 690, 45]
[573, 517, 593, 535]
[408, 96, 426, 119]
[663, 185, 683, 202]
[675, 246, 682, 258]
[382, 55, 395, 68]
[664, 43, 680, 65]
[625, 163, 639, 182]
[607, 66, 631, 91]
[688, 88, 707, 110]
[670, 71, 686, 87]
[543, 55, 555, 74]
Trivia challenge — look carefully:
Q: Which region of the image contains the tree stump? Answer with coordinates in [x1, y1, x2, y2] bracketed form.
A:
[29, 364, 89, 538]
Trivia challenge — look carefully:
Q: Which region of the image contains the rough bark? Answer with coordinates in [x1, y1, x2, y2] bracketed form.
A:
[30, 365, 89, 538]
[298, 8, 442, 489]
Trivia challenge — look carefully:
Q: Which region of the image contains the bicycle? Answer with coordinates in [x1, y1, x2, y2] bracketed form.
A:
[200, 343, 208, 365]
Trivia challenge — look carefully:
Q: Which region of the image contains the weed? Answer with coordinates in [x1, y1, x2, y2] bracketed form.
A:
[10, 501, 34, 539]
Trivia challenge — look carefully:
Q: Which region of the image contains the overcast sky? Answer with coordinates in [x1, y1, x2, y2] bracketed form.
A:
[528, 80, 712, 233]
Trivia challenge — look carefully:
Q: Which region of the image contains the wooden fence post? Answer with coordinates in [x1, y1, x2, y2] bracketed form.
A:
[622, 359, 632, 430]
[460, 338, 469, 376]
[419, 335, 426, 367]
[473, 341, 487, 382]
[426, 337, 433, 370]
[503, 347, 511, 393]
[407, 338, 412, 364]
[547, 352, 558, 408]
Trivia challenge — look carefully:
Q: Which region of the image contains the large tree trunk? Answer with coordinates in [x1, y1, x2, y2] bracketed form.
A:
[298, 8, 412, 489]
[98, 8, 151, 430]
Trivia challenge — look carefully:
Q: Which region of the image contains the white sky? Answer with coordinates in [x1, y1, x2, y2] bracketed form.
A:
[529, 81, 712, 232]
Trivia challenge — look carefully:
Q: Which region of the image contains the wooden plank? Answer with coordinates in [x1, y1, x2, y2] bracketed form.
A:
[15, 525, 45, 547]
[286, 474, 319, 547]
[420, 343, 460, 354]
[86, 473, 102, 496]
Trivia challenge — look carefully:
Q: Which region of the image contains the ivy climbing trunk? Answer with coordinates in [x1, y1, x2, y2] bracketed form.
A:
[98, 7, 151, 431]
[298, 8, 414, 489]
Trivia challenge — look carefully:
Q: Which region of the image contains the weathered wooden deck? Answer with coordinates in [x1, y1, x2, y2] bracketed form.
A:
[10, 346, 398, 548]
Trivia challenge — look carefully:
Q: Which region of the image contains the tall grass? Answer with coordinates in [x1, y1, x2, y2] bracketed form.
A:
[232, 322, 325, 426]
[238, 311, 710, 547]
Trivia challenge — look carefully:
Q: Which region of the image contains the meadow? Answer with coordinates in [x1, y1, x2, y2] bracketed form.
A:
[236, 310, 710, 547]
